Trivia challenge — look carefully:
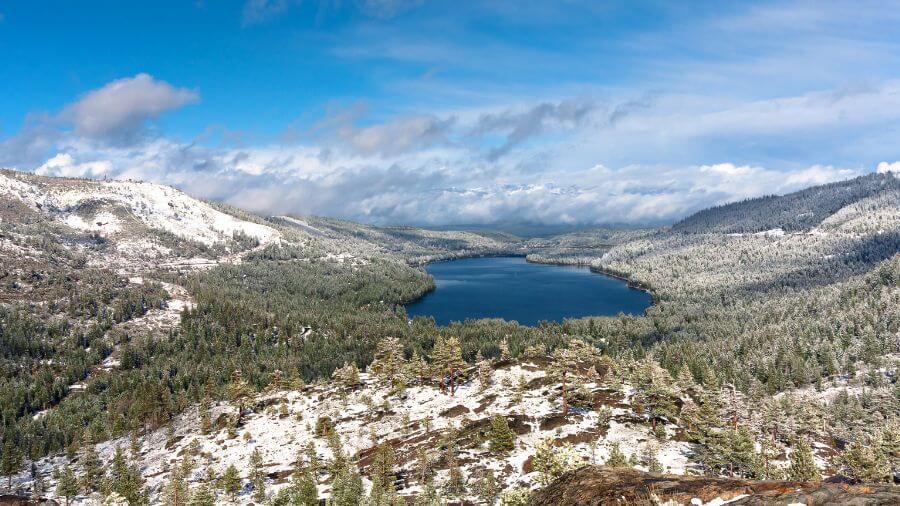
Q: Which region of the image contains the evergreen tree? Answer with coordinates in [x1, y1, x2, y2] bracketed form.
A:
[1, 440, 23, 488]
[549, 338, 600, 416]
[413, 481, 446, 506]
[79, 435, 102, 493]
[443, 431, 465, 496]
[187, 469, 217, 506]
[330, 465, 363, 506]
[249, 447, 267, 502]
[643, 443, 663, 473]
[163, 465, 189, 506]
[199, 398, 213, 435]
[55, 466, 79, 506]
[632, 359, 678, 433]
[370, 337, 406, 391]
[840, 436, 891, 483]
[533, 438, 564, 486]
[476, 351, 493, 392]
[474, 468, 500, 505]
[413, 446, 434, 486]
[302, 441, 320, 482]
[326, 431, 348, 476]
[221, 464, 241, 501]
[499, 338, 511, 361]
[332, 361, 361, 389]
[227, 370, 252, 425]
[405, 351, 430, 386]
[488, 416, 516, 453]
[370, 443, 396, 496]
[432, 336, 466, 396]
[787, 437, 820, 482]
[106, 446, 146, 505]
[605, 442, 628, 468]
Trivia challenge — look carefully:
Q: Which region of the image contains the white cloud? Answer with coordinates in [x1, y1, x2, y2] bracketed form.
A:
[59, 74, 198, 140]
[34, 153, 112, 179]
[876, 161, 900, 175]
[17, 137, 865, 227]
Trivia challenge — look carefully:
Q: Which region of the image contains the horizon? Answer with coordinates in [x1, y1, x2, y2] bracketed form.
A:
[2, 1, 900, 227]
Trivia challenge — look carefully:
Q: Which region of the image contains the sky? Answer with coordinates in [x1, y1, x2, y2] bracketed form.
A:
[2, 0, 900, 227]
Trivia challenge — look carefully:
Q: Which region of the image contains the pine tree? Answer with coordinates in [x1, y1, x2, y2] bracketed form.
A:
[106, 446, 146, 505]
[326, 431, 348, 476]
[268, 369, 284, 392]
[56, 466, 79, 506]
[476, 351, 493, 392]
[330, 465, 363, 506]
[413, 481, 446, 506]
[643, 443, 663, 473]
[370, 443, 396, 496]
[1, 440, 23, 489]
[605, 441, 628, 468]
[290, 466, 319, 505]
[432, 336, 466, 396]
[787, 437, 820, 482]
[405, 351, 430, 386]
[499, 338, 511, 361]
[549, 338, 600, 416]
[443, 431, 465, 496]
[533, 438, 564, 486]
[413, 446, 434, 486]
[632, 358, 678, 433]
[199, 398, 212, 435]
[187, 469, 216, 506]
[332, 361, 361, 389]
[221, 464, 241, 501]
[840, 436, 891, 483]
[370, 336, 407, 391]
[488, 416, 516, 453]
[79, 434, 103, 493]
[163, 466, 188, 506]
[302, 441, 320, 482]
[474, 468, 500, 505]
[248, 447, 267, 502]
[227, 370, 252, 425]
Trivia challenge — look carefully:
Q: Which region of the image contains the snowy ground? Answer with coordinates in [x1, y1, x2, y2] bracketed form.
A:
[11, 362, 696, 505]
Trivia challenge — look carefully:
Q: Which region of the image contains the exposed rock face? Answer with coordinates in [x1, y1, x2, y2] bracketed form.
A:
[526, 466, 900, 506]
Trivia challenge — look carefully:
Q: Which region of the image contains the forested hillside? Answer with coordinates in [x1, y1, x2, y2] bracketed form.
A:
[0, 170, 896, 505]
[672, 173, 900, 234]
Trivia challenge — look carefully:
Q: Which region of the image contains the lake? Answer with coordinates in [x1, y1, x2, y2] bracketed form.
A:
[405, 256, 652, 326]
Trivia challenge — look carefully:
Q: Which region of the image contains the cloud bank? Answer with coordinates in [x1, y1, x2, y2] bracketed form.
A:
[0, 71, 887, 227]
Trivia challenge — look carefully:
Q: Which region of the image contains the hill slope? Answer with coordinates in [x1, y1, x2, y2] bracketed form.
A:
[672, 172, 900, 234]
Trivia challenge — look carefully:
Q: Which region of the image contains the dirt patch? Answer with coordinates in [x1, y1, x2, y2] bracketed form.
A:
[441, 404, 471, 417]
[474, 394, 497, 413]
[540, 413, 581, 431]
[592, 388, 627, 409]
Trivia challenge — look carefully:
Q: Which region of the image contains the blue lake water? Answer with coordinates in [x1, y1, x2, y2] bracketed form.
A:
[405, 256, 652, 326]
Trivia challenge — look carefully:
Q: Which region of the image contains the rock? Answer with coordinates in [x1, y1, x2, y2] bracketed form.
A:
[526, 466, 900, 506]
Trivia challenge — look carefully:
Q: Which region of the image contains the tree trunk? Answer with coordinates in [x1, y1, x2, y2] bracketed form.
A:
[450, 367, 456, 396]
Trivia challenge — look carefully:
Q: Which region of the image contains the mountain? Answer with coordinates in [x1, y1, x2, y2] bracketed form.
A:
[0, 170, 896, 505]
[672, 172, 900, 234]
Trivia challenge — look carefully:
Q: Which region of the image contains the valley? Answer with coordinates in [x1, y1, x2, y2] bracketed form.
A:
[0, 169, 897, 505]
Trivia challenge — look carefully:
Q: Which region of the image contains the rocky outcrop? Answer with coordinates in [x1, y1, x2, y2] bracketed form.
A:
[527, 466, 900, 506]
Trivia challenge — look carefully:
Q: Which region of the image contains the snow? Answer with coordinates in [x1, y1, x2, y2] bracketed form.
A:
[64, 211, 122, 234]
[0, 171, 280, 246]
[16, 361, 696, 504]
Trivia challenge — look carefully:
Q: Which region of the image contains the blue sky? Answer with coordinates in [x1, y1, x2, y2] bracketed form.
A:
[2, 1, 900, 226]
